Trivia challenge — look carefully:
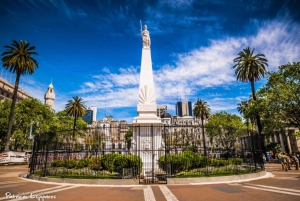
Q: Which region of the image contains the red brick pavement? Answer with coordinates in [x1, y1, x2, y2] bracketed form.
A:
[0, 163, 299, 201]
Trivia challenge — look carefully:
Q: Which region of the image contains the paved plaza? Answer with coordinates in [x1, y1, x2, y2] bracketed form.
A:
[0, 163, 299, 201]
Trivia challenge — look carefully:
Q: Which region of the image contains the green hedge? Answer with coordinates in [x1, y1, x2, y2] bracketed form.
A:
[88, 157, 101, 170]
[101, 153, 119, 172]
[127, 155, 142, 176]
[113, 155, 129, 174]
[159, 151, 243, 175]
[50, 154, 143, 175]
[158, 151, 208, 175]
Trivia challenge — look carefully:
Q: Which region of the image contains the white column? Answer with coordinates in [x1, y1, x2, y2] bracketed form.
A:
[285, 130, 292, 154]
[279, 133, 285, 153]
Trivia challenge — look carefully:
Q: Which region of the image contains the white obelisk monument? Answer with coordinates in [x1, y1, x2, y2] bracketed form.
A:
[132, 24, 163, 173]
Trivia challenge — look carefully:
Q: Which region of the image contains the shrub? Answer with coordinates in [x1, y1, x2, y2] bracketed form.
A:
[181, 151, 207, 169]
[159, 154, 184, 175]
[159, 151, 208, 174]
[77, 158, 89, 169]
[51, 160, 64, 167]
[101, 153, 118, 172]
[228, 158, 243, 165]
[126, 155, 142, 176]
[88, 156, 102, 171]
[113, 155, 129, 174]
[64, 159, 77, 169]
[209, 159, 229, 167]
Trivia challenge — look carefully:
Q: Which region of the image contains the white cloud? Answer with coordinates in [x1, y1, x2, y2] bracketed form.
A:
[21, 18, 300, 120]
[250, 20, 300, 70]
[75, 18, 300, 118]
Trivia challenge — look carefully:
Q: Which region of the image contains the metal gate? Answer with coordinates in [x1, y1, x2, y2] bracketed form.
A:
[134, 124, 167, 184]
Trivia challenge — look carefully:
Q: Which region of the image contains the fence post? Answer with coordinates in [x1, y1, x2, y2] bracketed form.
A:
[43, 134, 49, 177]
[30, 135, 37, 174]
[250, 131, 257, 171]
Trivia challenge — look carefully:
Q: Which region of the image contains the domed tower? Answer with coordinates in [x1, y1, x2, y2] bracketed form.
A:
[44, 81, 55, 109]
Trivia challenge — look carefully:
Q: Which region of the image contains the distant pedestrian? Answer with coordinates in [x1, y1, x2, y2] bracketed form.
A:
[281, 153, 289, 171]
[291, 153, 299, 170]
[262, 154, 266, 164]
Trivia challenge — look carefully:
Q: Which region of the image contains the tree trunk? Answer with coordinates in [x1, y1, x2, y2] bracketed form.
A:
[5, 73, 21, 152]
[72, 115, 77, 151]
[201, 118, 207, 156]
[250, 80, 266, 164]
[73, 115, 77, 139]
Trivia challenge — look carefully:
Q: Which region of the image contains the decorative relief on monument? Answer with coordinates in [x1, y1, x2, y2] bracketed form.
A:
[139, 85, 155, 104]
[142, 139, 152, 155]
[142, 140, 151, 150]
[137, 104, 156, 111]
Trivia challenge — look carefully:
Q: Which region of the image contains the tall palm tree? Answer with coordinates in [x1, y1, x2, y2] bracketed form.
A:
[65, 96, 87, 139]
[1, 40, 38, 151]
[237, 100, 256, 127]
[237, 101, 249, 118]
[232, 47, 267, 135]
[193, 99, 210, 156]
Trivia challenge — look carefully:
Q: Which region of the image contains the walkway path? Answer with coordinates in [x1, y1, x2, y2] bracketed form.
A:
[0, 163, 299, 201]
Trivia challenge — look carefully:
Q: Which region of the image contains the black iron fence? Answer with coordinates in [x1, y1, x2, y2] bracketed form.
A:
[29, 124, 264, 184]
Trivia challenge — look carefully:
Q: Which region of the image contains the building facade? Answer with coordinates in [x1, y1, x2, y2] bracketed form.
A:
[44, 82, 55, 109]
[156, 105, 167, 117]
[0, 77, 31, 101]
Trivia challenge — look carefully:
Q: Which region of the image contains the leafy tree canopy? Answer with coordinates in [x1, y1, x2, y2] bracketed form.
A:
[257, 62, 300, 133]
[205, 111, 246, 150]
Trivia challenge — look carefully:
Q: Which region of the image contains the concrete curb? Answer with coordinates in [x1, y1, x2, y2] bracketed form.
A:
[169, 171, 271, 185]
[23, 171, 272, 186]
[27, 174, 139, 185]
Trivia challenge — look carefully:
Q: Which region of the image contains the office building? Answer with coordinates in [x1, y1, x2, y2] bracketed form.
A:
[176, 101, 193, 117]
[82, 106, 97, 125]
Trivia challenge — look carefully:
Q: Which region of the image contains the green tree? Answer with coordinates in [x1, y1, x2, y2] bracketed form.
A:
[258, 62, 300, 131]
[205, 111, 246, 151]
[56, 110, 87, 144]
[0, 99, 11, 151]
[90, 128, 106, 157]
[124, 130, 133, 153]
[13, 98, 56, 151]
[65, 96, 87, 139]
[237, 100, 254, 129]
[232, 47, 268, 151]
[1, 40, 38, 151]
[193, 99, 210, 156]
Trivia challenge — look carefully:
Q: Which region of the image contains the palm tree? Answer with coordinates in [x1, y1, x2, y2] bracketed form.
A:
[232, 47, 267, 135]
[237, 101, 248, 117]
[65, 96, 87, 139]
[1, 40, 38, 151]
[193, 99, 210, 156]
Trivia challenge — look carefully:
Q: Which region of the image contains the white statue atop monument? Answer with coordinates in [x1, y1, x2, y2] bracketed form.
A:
[141, 24, 151, 48]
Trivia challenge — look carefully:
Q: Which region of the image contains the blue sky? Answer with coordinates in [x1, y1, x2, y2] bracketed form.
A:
[1, 0, 300, 122]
